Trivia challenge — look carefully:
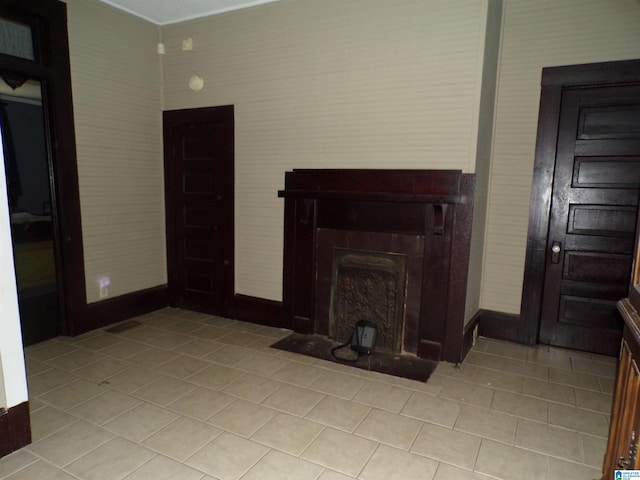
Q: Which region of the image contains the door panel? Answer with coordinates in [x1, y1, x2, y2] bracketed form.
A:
[539, 84, 640, 354]
[164, 107, 234, 315]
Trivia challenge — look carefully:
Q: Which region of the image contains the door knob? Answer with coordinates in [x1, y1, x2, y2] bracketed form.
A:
[550, 241, 562, 264]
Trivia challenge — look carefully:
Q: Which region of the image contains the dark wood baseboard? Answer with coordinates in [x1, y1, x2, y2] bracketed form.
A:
[0, 402, 31, 458]
[77, 285, 169, 335]
[476, 309, 529, 344]
[229, 294, 283, 328]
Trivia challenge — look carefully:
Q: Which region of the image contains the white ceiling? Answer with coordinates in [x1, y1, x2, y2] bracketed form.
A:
[96, 0, 282, 25]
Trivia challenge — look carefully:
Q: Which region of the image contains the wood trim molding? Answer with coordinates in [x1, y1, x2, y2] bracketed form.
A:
[80, 286, 168, 335]
[229, 294, 283, 328]
[476, 309, 522, 344]
[0, 402, 31, 458]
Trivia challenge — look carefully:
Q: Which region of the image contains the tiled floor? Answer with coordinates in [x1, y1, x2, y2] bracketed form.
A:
[0, 308, 615, 480]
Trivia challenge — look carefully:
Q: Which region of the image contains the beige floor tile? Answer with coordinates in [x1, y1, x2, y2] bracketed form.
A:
[44, 348, 106, 371]
[262, 383, 326, 416]
[161, 318, 204, 334]
[352, 381, 412, 413]
[144, 331, 192, 350]
[476, 440, 548, 480]
[103, 402, 179, 442]
[317, 470, 356, 480]
[549, 367, 601, 392]
[251, 412, 324, 455]
[187, 363, 245, 390]
[301, 428, 378, 477]
[523, 377, 576, 405]
[27, 420, 113, 467]
[156, 354, 210, 378]
[483, 340, 531, 361]
[142, 416, 222, 461]
[128, 346, 181, 368]
[438, 378, 495, 408]
[217, 331, 265, 347]
[99, 339, 149, 360]
[548, 403, 609, 437]
[354, 408, 422, 451]
[467, 367, 524, 393]
[76, 332, 123, 352]
[27, 368, 76, 397]
[0, 449, 38, 478]
[208, 399, 276, 437]
[501, 359, 549, 381]
[185, 432, 269, 480]
[411, 422, 481, 470]
[222, 373, 283, 403]
[69, 389, 142, 425]
[25, 341, 78, 362]
[454, 405, 517, 445]
[103, 365, 162, 393]
[547, 456, 603, 480]
[360, 444, 438, 480]
[234, 352, 291, 377]
[571, 357, 617, 378]
[401, 391, 461, 428]
[28, 405, 78, 441]
[3, 460, 77, 480]
[173, 338, 221, 358]
[392, 373, 445, 396]
[242, 450, 324, 480]
[574, 388, 613, 413]
[526, 346, 573, 370]
[190, 325, 230, 342]
[307, 371, 362, 400]
[123, 454, 204, 480]
[168, 386, 235, 420]
[581, 433, 607, 469]
[204, 344, 255, 366]
[71, 357, 130, 382]
[37, 378, 106, 411]
[65, 437, 155, 480]
[515, 419, 583, 462]
[24, 357, 51, 377]
[491, 390, 548, 423]
[433, 463, 495, 480]
[464, 351, 506, 370]
[305, 395, 371, 432]
[132, 375, 196, 406]
[115, 324, 165, 342]
[270, 361, 326, 387]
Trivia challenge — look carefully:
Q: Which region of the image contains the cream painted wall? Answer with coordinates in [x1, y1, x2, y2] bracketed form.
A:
[162, 0, 492, 301]
[0, 132, 28, 409]
[66, 0, 166, 304]
[481, 0, 640, 315]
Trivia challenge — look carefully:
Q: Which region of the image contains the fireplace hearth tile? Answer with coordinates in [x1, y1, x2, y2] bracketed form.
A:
[269, 334, 437, 383]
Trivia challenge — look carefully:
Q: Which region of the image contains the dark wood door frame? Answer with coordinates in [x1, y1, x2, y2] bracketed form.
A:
[163, 106, 235, 316]
[520, 58, 640, 345]
[0, 0, 86, 337]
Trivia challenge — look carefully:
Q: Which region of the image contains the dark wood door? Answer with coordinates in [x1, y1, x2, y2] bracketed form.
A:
[164, 106, 234, 315]
[539, 84, 640, 355]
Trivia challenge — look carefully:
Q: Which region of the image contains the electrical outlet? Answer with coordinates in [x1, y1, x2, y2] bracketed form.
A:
[99, 285, 109, 299]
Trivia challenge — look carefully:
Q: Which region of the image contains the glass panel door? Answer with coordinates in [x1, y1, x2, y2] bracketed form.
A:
[0, 78, 61, 345]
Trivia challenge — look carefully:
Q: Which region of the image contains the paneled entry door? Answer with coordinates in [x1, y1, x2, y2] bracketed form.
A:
[537, 79, 640, 355]
[163, 106, 234, 315]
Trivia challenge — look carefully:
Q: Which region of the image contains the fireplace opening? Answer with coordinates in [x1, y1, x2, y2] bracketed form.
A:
[329, 249, 407, 354]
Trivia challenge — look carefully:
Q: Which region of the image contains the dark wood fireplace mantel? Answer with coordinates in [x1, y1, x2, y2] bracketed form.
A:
[278, 169, 475, 363]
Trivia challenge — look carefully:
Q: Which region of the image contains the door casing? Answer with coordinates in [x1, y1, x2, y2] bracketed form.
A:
[521, 58, 640, 346]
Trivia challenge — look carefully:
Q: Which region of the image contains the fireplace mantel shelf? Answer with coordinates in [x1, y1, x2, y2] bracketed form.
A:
[278, 189, 464, 204]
